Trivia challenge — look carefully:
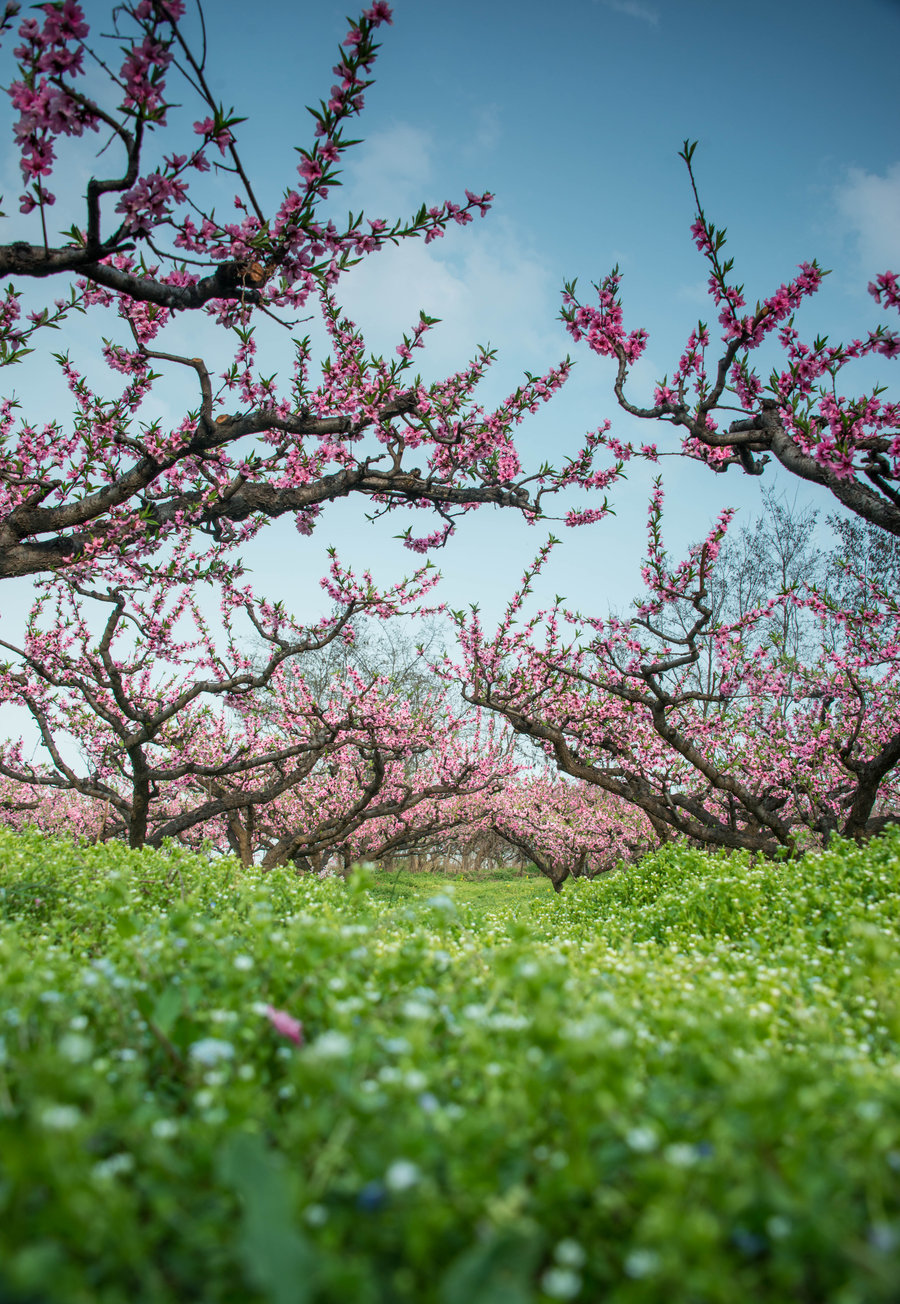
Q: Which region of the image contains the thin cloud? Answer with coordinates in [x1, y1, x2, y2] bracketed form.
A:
[335, 124, 562, 388]
[471, 105, 501, 156]
[337, 218, 562, 392]
[601, 0, 660, 27]
[835, 162, 900, 275]
[340, 123, 434, 218]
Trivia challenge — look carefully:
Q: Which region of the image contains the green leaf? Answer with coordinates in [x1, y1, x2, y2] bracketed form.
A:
[218, 1132, 316, 1304]
[151, 986, 183, 1037]
[439, 1231, 541, 1304]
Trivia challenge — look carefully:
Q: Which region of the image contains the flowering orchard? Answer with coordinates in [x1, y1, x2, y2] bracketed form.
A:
[488, 772, 656, 891]
[0, 0, 629, 880]
[449, 132, 899, 857]
[0, 550, 630, 883]
[0, 1, 898, 872]
[453, 490, 900, 857]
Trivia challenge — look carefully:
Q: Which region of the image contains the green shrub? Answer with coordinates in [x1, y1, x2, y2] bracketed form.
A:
[1, 825, 898, 1302]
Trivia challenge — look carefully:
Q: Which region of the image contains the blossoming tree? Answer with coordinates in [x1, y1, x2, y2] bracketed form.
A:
[489, 771, 657, 891]
[3, 2, 897, 874]
[0, 548, 450, 848]
[0, 0, 628, 873]
[562, 142, 899, 536]
[455, 489, 900, 857]
[0, 0, 614, 583]
[449, 139, 899, 859]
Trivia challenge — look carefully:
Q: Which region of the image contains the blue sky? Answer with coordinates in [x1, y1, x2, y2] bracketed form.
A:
[2, 0, 899, 632]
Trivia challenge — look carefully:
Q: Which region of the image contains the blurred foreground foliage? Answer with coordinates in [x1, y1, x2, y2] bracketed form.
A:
[1, 826, 899, 1303]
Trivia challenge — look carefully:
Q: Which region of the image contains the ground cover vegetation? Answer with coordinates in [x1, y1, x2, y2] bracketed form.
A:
[1, 825, 899, 1303]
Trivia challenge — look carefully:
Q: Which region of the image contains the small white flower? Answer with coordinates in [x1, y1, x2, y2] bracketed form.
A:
[869, 1223, 898, 1254]
[402, 1000, 432, 1021]
[426, 893, 456, 912]
[626, 1126, 658, 1154]
[151, 1119, 179, 1139]
[486, 1012, 529, 1031]
[384, 1159, 420, 1192]
[404, 1070, 428, 1091]
[39, 1104, 81, 1131]
[59, 1033, 92, 1063]
[308, 1031, 352, 1060]
[233, 955, 254, 971]
[555, 1239, 587, 1269]
[624, 1248, 660, 1278]
[562, 1015, 603, 1041]
[92, 1152, 134, 1181]
[664, 1143, 698, 1168]
[189, 1038, 235, 1067]
[541, 1267, 581, 1299]
[381, 1037, 411, 1055]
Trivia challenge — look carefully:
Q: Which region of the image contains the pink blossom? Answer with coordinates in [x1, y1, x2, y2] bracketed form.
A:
[364, 2, 393, 24]
[264, 1006, 304, 1046]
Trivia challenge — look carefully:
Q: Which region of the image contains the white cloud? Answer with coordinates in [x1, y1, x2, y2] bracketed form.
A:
[601, 0, 660, 26]
[336, 219, 565, 399]
[675, 279, 711, 307]
[835, 161, 900, 275]
[468, 105, 502, 157]
[331, 124, 566, 395]
[338, 123, 434, 217]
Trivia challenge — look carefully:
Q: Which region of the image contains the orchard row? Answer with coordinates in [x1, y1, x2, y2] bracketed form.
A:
[0, 1, 897, 867]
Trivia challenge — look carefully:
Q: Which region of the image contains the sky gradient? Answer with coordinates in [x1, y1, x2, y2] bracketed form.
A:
[1, 0, 898, 629]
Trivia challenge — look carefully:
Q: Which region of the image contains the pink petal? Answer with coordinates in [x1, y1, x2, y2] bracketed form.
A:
[264, 1004, 303, 1046]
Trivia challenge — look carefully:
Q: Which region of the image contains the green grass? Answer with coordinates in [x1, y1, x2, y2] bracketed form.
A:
[365, 864, 545, 909]
[1, 825, 899, 1303]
